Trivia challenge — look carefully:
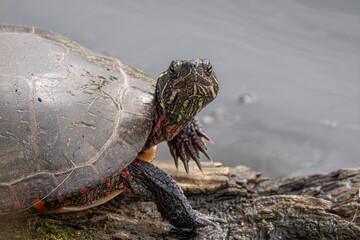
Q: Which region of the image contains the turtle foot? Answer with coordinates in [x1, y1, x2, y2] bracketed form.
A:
[121, 159, 225, 229]
[167, 119, 212, 173]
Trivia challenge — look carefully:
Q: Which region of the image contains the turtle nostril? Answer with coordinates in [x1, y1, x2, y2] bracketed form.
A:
[185, 61, 197, 71]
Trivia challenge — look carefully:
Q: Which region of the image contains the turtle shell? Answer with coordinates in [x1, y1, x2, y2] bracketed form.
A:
[0, 24, 155, 215]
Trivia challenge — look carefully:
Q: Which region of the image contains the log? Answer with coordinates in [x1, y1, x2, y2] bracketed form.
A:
[1, 161, 359, 239]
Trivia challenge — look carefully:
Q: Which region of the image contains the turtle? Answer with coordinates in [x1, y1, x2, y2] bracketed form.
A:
[0, 24, 220, 228]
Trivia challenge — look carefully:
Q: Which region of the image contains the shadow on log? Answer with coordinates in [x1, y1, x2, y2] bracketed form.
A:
[1, 161, 359, 239]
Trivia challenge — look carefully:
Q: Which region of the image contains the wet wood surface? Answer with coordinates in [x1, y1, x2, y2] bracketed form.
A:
[1, 161, 359, 239]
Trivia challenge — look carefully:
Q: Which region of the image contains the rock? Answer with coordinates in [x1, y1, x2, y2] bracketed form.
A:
[238, 93, 255, 104]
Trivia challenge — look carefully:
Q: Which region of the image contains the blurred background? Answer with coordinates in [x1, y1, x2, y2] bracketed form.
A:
[1, 0, 359, 177]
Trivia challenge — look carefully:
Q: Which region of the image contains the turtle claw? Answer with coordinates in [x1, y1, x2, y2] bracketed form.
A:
[169, 143, 179, 169]
[193, 155, 203, 173]
[209, 216, 227, 225]
[167, 119, 212, 173]
[183, 156, 190, 173]
[192, 211, 226, 229]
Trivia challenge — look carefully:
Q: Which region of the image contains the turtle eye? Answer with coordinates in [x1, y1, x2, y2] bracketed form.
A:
[204, 63, 212, 76]
[169, 64, 176, 75]
[169, 61, 179, 77]
[202, 59, 212, 76]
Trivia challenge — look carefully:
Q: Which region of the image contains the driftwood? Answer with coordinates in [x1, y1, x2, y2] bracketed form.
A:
[1, 161, 359, 239]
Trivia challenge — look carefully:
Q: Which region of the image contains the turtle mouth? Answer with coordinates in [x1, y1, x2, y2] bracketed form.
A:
[173, 74, 214, 89]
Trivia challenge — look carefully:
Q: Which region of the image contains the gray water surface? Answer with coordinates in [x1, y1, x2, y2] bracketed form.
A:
[1, 0, 359, 177]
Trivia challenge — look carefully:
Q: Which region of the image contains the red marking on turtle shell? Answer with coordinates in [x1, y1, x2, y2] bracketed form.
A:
[65, 200, 71, 206]
[13, 201, 20, 210]
[57, 189, 63, 198]
[31, 199, 47, 213]
[107, 179, 110, 188]
[21, 185, 28, 194]
[8, 186, 15, 197]
[105, 192, 110, 197]
[56, 208, 63, 212]
[137, 171, 141, 175]
[80, 187, 90, 194]
[120, 171, 126, 178]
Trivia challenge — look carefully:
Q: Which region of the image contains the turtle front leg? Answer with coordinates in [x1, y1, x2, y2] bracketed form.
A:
[120, 159, 223, 229]
[167, 119, 213, 173]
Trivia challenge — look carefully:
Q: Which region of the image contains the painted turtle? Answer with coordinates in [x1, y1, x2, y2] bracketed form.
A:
[0, 24, 220, 228]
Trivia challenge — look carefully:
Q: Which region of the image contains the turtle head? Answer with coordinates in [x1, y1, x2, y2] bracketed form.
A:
[147, 59, 218, 146]
[156, 58, 219, 123]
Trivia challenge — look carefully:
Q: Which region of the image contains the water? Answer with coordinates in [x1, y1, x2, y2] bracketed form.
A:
[1, 0, 359, 177]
